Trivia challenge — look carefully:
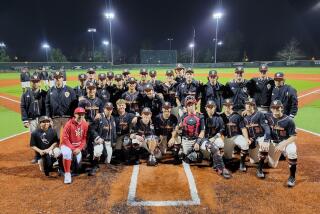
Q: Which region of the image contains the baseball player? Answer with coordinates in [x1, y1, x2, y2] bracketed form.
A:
[109, 74, 127, 107]
[122, 69, 131, 85]
[60, 68, 67, 86]
[121, 77, 140, 114]
[45, 70, 77, 137]
[87, 68, 98, 84]
[225, 66, 250, 113]
[174, 63, 186, 84]
[74, 73, 87, 101]
[21, 73, 47, 163]
[175, 68, 201, 114]
[106, 71, 114, 87]
[96, 73, 111, 105]
[200, 70, 225, 114]
[20, 67, 30, 92]
[30, 116, 61, 176]
[220, 99, 250, 172]
[271, 72, 298, 118]
[61, 107, 89, 184]
[40, 67, 49, 89]
[48, 70, 55, 88]
[78, 81, 104, 124]
[129, 107, 160, 166]
[154, 102, 178, 155]
[88, 102, 117, 175]
[114, 99, 138, 162]
[137, 68, 149, 93]
[202, 100, 231, 179]
[243, 98, 271, 178]
[247, 64, 275, 113]
[148, 70, 162, 93]
[169, 95, 205, 164]
[136, 83, 164, 122]
[266, 100, 298, 187]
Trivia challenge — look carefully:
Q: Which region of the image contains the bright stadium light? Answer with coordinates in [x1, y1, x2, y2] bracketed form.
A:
[87, 28, 97, 61]
[167, 38, 173, 50]
[217, 41, 223, 46]
[0, 42, 6, 48]
[105, 11, 115, 66]
[189, 43, 195, 65]
[189, 43, 195, 48]
[102, 40, 109, 46]
[41, 42, 50, 62]
[213, 11, 224, 63]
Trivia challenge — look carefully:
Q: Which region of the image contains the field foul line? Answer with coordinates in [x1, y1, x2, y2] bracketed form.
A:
[127, 162, 201, 206]
[297, 127, 320, 137]
[0, 130, 29, 142]
[0, 95, 21, 103]
[298, 89, 320, 99]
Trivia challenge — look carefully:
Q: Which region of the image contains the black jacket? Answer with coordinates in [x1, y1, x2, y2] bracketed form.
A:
[21, 88, 47, 121]
[271, 85, 298, 117]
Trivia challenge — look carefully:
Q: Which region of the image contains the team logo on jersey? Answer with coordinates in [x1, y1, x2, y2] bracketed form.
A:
[267, 84, 271, 89]
[65, 91, 70, 98]
[243, 87, 247, 92]
[40, 133, 49, 145]
[75, 127, 83, 137]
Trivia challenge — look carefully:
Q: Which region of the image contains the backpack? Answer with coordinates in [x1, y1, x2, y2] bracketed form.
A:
[182, 113, 201, 138]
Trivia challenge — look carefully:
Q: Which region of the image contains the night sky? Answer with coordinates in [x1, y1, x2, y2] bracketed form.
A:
[1, 0, 320, 61]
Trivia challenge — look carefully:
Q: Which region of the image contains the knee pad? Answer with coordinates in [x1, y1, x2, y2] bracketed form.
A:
[94, 144, 104, 158]
[288, 158, 297, 166]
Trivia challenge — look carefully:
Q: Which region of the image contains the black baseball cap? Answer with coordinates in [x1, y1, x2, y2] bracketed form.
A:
[245, 98, 256, 105]
[144, 84, 154, 91]
[166, 69, 174, 76]
[185, 67, 194, 74]
[53, 70, 64, 78]
[128, 77, 136, 84]
[98, 73, 107, 80]
[140, 68, 148, 75]
[162, 102, 172, 109]
[39, 116, 51, 123]
[30, 73, 41, 82]
[78, 73, 87, 81]
[270, 100, 283, 108]
[86, 81, 96, 89]
[107, 71, 114, 79]
[175, 63, 185, 70]
[142, 107, 152, 115]
[87, 68, 96, 74]
[206, 100, 217, 107]
[104, 102, 114, 109]
[208, 70, 218, 77]
[274, 72, 284, 81]
[123, 69, 130, 76]
[223, 99, 234, 106]
[259, 64, 268, 72]
[149, 70, 157, 77]
[235, 66, 244, 74]
[114, 74, 123, 81]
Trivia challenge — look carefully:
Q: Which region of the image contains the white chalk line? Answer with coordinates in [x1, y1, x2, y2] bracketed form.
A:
[127, 162, 201, 206]
[0, 95, 21, 103]
[297, 127, 320, 137]
[0, 131, 29, 142]
[298, 89, 320, 99]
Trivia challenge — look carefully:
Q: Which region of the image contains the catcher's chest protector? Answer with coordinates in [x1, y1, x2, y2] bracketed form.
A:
[182, 114, 200, 138]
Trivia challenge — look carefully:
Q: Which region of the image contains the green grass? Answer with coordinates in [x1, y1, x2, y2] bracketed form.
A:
[0, 106, 28, 139]
[295, 99, 320, 133]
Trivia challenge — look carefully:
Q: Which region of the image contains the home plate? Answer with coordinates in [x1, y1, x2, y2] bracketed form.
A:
[127, 162, 201, 206]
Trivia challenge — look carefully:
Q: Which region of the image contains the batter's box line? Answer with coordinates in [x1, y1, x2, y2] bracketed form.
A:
[127, 162, 201, 206]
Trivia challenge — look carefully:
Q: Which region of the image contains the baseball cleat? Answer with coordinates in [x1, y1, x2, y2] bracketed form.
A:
[219, 168, 232, 179]
[256, 169, 265, 179]
[88, 166, 98, 176]
[64, 172, 72, 184]
[239, 162, 247, 172]
[287, 176, 296, 187]
[147, 154, 158, 166]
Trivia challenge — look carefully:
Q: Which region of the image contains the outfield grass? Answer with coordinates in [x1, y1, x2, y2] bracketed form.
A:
[0, 106, 28, 139]
[295, 99, 320, 133]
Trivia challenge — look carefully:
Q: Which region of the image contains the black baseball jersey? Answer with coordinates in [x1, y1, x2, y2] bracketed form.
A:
[137, 93, 164, 121]
[89, 113, 117, 143]
[109, 85, 127, 107]
[20, 71, 30, 82]
[176, 80, 201, 106]
[221, 112, 245, 138]
[243, 111, 271, 141]
[41, 70, 49, 80]
[149, 79, 163, 93]
[200, 81, 225, 113]
[78, 96, 104, 123]
[122, 91, 140, 114]
[204, 113, 225, 138]
[248, 77, 274, 108]
[74, 85, 87, 99]
[271, 85, 298, 117]
[175, 76, 186, 84]
[265, 113, 297, 143]
[133, 117, 155, 137]
[30, 127, 58, 151]
[21, 88, 47, 121]
[137, 80, 149, 94]
[97, 86, 111, 105]
[45, 85, 77, 118]
[225, 79, 250, 111]
[160, 81, 179, 107]
[114, 112, 136, 136]
[154, 113, 178, 139]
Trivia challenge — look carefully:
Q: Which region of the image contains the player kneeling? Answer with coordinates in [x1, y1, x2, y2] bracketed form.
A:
[88, 102, 117, 176]
[30, 116, 61, 176]
[243, 98, 270, 179]
[266, 100, 298, 187]
[61, 107, 88, 184]
[127, 107, 161, 166]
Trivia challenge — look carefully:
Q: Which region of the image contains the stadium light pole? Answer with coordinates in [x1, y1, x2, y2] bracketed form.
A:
[167, 38, 173, 50]
[87, 28, 96, 61]
[0, 42, 6, 48]
[105, 12, 115, 66]
[41, 43, 50, 62]
[189, 43, 195, 66]
[102, 40, 109, 62]
[213, 11, 223, 63]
